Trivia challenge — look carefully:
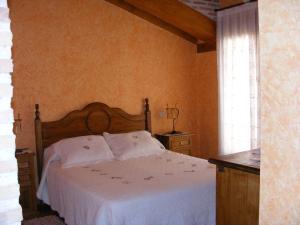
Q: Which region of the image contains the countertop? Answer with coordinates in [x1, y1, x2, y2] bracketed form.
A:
[208, 149, 260, 175]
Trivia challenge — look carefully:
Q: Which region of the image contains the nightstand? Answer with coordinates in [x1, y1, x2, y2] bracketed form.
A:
[16, 151, 37, 219]
[156, 133, 192, 155]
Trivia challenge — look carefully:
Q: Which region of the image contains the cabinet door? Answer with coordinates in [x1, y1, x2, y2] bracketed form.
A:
[216, 168, 259, 225]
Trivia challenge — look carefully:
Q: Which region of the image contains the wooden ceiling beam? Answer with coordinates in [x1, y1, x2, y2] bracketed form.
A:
[105, 0, 216, 52]
[124, 0, 216, 42]
[197, 41, 216, 53]
[105, 0, 197, 44]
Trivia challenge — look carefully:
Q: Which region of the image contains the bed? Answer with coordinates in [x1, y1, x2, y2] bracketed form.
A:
[35, 99, 216, 225]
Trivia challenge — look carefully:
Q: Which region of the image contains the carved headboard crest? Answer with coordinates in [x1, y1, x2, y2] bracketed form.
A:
[35, 98, 151, 181]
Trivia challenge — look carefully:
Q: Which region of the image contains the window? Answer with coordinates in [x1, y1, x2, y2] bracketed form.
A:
[217, 2, 259, 155]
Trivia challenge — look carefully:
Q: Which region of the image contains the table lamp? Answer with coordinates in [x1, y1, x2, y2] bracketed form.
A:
[166, 104, 181, 134]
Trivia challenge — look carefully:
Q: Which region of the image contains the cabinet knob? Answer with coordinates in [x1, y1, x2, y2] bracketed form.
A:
[180, 140, 189, 145]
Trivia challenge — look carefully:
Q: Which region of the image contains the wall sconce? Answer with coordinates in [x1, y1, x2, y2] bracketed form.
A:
[13, 113, 22, 135]
[166, 104, 182, 134]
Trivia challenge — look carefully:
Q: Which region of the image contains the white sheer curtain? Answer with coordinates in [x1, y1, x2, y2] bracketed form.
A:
[217, 2, 259, 155]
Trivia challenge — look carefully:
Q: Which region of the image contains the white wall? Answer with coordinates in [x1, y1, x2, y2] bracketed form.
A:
[0, 0, 22, 224]
[259, 0, 300, 224]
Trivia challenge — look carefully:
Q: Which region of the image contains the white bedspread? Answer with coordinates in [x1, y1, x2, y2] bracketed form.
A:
[38, 151, 216, 225]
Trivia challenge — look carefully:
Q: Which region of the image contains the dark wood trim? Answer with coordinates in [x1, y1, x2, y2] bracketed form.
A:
[215, 0, 257, 12]
[34, 104, 43, 181]
[34, 99, 152, 182]
[105, 0, 197, 44]
[144, 98, 152, 133]
[197, 41, 216, 53]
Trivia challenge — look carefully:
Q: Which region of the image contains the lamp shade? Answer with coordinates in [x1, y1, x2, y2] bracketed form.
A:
[166, 107, 179, 120]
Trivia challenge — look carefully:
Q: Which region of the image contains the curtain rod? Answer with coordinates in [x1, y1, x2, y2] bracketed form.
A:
[215, 0, 257, 12]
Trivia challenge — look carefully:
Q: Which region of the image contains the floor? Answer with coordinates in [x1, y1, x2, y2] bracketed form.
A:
[22, 204, 64, 224]
[22, 215, 65, 225]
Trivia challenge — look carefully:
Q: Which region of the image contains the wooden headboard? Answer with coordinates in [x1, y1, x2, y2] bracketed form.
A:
[35, 98, 151, 180]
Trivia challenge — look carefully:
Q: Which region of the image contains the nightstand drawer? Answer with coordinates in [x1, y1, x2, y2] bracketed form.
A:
[19, 187, 31, 210]
[155, 133, 193, 156]
[18, 161, 29, 169]
[19, 174, 31, 187]
[172, 146, 191, 155]
[18, 167, 30, 176]
[16, 152, 37, 219]
[170, 136, 191, 148]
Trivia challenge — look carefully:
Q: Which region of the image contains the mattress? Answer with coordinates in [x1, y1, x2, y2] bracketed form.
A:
[38, 151, 216, 225]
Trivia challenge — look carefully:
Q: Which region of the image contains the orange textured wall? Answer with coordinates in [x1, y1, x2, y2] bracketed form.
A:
[10, 0, 218, 158]
[194, 52, 219, 158]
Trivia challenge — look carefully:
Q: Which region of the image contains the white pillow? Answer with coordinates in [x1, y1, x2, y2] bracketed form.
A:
[103, 131, 165, 160]
[45, 135, 114, 168]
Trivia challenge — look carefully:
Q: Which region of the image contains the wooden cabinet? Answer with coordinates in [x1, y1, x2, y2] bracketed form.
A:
[155, 133, 192, 155]
[209, 150, 260, 225]
[216, 167, 259, 225]
[16, 152, 37, 219]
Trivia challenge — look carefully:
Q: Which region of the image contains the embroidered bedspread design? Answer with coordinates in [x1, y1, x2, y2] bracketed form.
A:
[38, 151, 216, 225]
